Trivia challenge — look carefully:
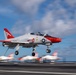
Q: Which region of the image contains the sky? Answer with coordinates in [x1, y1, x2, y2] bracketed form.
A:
[0, 0, 76, 61]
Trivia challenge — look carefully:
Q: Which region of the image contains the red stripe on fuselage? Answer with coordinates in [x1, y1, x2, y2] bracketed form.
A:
[44, 36, 61, 43]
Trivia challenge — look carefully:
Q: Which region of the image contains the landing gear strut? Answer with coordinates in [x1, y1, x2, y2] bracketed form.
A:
[32, 47, 36, 56]
[15, 44, 20, 55]
[46, 45, 51, 53]
[4, 48, 9, 56]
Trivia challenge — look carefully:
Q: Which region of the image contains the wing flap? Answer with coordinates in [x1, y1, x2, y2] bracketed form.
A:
[11, 40, 29, 44]
[0, 40, 11, 42]
[0, 40, 33, 45]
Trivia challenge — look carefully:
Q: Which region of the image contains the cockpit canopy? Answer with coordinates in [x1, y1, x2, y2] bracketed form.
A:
[30, 32, 53, 37]
[30, 32, 56, 38]
[30, 32, 44, 36]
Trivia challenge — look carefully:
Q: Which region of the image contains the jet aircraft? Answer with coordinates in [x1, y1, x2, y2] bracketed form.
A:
[0, 28, 61, 56]
[18, 53, 38, 62]
[0, 53, 14, 62]
[38, 51, 60, 63]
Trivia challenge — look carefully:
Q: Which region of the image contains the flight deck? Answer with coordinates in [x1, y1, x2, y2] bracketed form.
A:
[0, 62, 76, 75]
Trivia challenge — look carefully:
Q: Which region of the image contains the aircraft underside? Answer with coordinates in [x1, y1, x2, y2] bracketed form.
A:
[2, 42, 51, 56]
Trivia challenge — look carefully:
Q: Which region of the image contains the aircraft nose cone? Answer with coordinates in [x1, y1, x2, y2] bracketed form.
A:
[18, 57, 22, 60]
[57, 38, 62, 42]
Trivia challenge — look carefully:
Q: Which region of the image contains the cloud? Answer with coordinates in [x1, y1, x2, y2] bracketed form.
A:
[65, 0, 76, 6]
[11, 0, 76, 37]
[35, 12, 75, 37]
[11, 0, 45, 15]
[12, 11, 76, 37]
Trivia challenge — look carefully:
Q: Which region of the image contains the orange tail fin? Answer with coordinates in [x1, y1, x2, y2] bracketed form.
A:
[4, 28, 14, 39]
[52, 51, 58, 56]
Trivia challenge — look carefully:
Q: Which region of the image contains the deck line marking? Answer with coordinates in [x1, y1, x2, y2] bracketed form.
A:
[0, 70, 76, 75]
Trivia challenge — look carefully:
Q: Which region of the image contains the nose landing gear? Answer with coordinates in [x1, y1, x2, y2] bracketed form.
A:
[46, 44, 51, 53]
[46, 49, 51, 53]
[15, 44, 20, 55]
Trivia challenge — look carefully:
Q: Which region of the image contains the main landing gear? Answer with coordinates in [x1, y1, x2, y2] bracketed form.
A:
[15, 51, 19, 55]
[32, 52, 35, 56]
[46, 49, 51, 53]
[46, 44, 51, 53]
[32, 46, 36, 56]
[15, 44, 20, 55]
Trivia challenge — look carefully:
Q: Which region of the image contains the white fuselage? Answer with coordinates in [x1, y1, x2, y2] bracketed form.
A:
[40, 55, 59, 61]
[9, 33, 49, 43]
[4, 33, 51, 48]
[0, 56, 13, 61]
[19, 56, 38, 61]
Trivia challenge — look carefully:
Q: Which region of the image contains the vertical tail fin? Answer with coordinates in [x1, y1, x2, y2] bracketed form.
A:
[52, 51, 58, 56]
[8, 53, 14, 60]
[35, 52, 38, 57]
[8, 53, 14, 57]
[4, 28, 14, 39]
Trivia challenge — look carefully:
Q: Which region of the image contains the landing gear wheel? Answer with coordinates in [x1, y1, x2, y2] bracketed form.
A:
[32, 52, 35, 56]
[46, 49, 51, 53]
[42, 39, 45, 43]
[15, 51, 19, 55]
[2, 42, 5, 46]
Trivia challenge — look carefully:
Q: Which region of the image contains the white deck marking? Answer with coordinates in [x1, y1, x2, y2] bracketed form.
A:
[0, 70, 76, 75]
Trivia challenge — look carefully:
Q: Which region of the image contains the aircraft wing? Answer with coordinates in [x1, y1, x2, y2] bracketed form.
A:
[11, 38, 34, 44]
[0, 39, 35, 48]
[11, 41, 30, 44]
[0, 40, 31, 49]
[0, 40, 11, 43]
[0, 40, 32, 44]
